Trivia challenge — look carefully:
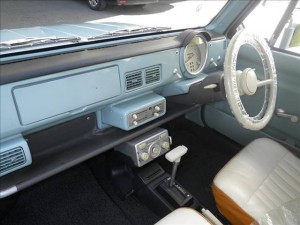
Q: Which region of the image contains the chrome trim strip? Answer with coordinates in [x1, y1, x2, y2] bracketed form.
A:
[0, 186, 18, 198]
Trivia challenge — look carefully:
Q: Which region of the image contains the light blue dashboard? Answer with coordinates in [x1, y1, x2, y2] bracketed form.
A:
[0, 30, 227, 194]
[0, 38, 225, 140]
[1, 49, 180, 139]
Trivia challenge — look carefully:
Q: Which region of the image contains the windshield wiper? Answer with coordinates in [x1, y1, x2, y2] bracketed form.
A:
[87, 26, 171, 41]
[0, 36, 81, 50]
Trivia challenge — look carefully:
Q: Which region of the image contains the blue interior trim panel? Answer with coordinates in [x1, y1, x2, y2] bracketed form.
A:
[13, 66, 121, 125]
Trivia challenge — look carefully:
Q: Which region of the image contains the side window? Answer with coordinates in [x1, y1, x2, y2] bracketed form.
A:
[242, 0, 300, 54]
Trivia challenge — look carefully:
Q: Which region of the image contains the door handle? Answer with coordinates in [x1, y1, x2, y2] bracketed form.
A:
[275, 108, 298, 123]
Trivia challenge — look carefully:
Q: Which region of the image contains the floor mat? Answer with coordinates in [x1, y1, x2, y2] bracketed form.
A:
[1, 164, 132, 225]
[88, 155, 160, 225]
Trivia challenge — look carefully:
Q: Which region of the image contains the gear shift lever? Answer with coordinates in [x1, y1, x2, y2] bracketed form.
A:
[156, 145, 194, 208]
[165, 145, 188, 187]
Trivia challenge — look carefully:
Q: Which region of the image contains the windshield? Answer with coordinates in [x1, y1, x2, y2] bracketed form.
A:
[0, 0, 227, 54]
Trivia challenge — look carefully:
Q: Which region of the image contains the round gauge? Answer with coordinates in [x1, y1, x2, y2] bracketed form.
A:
[181, 34, 208, 78]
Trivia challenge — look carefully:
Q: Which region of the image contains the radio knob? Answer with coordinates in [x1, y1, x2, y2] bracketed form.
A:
[150, 144, 161, 158]
[132, 114, 138, 119]
[140, 152, 149, 161]
[133, 121, 138, 126]
[154, 113, 159, 117]
[155, 106, 160, 111]
[162, 141, 170, 150]
[138, 142, 147, 150]
[153, 147, 159, 154]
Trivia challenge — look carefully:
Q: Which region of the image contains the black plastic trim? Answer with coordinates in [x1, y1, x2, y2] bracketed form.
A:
[0, 29, 225, 85]
[0, 36, 180, 85]
[0, 102, 198, 195]
[0, 30, 179, 59]
[167, 71, 226, 105]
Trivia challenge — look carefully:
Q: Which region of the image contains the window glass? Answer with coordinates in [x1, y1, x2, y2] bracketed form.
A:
[0, 0, 227, 55]
[243, 0, 300, 54]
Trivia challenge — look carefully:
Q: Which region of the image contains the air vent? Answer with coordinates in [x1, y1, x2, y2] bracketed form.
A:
[145, 66, 161, 84]
[125, 71, 143, 91]
[0, 147, 26, 175]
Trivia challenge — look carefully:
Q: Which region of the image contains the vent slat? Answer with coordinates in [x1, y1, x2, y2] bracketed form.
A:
[0, 151, 24, 162]
[145, 66, 161, 84]
[0, 160, 26, 173]
[125, 71, 143, 91]
[0, 157, 25, 171]
[1, 149, 22, 158]
[125, 66, 161, 91]
[0, 155, 25, 166]
[0, 147, 26, 174]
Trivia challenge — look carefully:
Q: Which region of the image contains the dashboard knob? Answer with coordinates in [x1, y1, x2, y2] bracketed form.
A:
[173, 68, 183, 78]
[154, 106, 160, 111]
[150, 145, 161, 158]
[133, 121, 138, 126]
[132, 114, 138, 119]
[162, 141, 170, 150]
[140, 152, 149, 161]
[154, 113, 159, 117]
[153, 147, 159, 154]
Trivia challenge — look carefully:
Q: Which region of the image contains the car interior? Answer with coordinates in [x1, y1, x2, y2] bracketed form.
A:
[0, 1, 299, 225]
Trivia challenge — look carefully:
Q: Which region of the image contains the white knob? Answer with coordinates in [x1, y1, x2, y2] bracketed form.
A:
[210, 58, 218, 67]
[132, 114, 138, 119]
[133, 121, 138, 126]
[162, 142, 170, 150]
[173, 68, 183, 78]
[154, 113, 159, 117]
[140, 152, 149, 161]
[165, 145, 188, 163]
[154, 106, 160, 111]
[150, 145, 161, 158]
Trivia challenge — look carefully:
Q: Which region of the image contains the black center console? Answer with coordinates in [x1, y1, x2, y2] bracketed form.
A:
[135, 163, 199, 216]
[110, 128, 199, 217]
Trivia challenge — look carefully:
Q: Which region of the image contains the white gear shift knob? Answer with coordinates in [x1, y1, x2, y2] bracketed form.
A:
[165, 145, 188, 187]
[165, 145, 188, 163]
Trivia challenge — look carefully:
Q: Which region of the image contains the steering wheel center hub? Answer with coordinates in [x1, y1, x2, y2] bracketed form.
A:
[238, 68, 258, 95]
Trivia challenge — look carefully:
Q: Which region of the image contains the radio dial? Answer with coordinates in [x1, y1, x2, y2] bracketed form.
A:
[140, 152, 149, 161]
[132, 114, 138, 119]
[150, 144, 161, 158]
[154, 113, 159, 117]
[133, 121, 138, 126]
[155, 106, 160, 111]
[162, 141, 170, 150]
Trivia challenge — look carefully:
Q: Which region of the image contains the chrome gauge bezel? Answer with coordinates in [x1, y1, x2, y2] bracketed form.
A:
[180, 34, 208, 78]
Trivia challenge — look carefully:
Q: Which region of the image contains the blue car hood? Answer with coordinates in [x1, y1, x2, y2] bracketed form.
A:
[0, 22, 143, 55]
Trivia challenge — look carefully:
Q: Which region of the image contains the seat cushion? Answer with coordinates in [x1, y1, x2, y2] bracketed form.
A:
[213, 138, 300, 224]
[155, 208, 211, 225]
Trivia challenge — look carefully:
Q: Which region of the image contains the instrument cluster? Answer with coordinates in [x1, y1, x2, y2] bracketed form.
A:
[180, 34, 208, 78]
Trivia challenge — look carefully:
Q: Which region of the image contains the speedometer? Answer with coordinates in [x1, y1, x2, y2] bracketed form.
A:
[184, 40, 202, 73]
[181, 34, 208, 78]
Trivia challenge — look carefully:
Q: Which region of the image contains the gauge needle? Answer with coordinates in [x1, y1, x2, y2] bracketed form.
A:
[185, 53, 194, 63]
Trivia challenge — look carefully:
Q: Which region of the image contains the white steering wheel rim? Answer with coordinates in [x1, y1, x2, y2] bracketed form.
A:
[224, 30, 277, 131]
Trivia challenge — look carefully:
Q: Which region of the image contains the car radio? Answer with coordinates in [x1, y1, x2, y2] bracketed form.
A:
[102, 93, 166, 130]
[115, 128, 172, 167]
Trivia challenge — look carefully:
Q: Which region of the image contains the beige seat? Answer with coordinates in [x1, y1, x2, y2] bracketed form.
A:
[155, 208, 212, 225]
[213, 138, 300, 225]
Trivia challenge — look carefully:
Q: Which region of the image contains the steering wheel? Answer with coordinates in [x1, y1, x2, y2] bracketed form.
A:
[224, 30, 277, 131]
